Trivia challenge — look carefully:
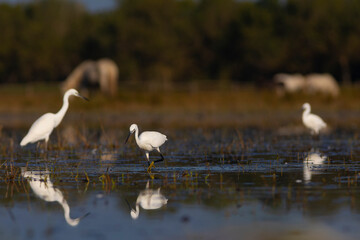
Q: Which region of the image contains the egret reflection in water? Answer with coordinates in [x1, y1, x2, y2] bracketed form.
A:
[128, 181, 168, 220]
[21, 168, 88, 226]
[303, 150, 326, 183]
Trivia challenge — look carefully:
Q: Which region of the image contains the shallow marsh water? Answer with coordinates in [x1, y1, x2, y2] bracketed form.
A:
[1, 125, 360, 240]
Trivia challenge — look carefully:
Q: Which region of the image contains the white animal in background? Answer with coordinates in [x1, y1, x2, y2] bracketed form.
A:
[128, 181, 168, 220]
[305, 73, 339, 97]
[125, 123, 167, 171]
[302, 103, 327, 135]
[274, 73, 306, 96]
[303, 150, 326, 183]
[21, 168, 89, 226]
[20, 89, 88, 148]
[274, 73, 340, 97]
[97, 58, 119, 96]
[61, 58, 119, 96]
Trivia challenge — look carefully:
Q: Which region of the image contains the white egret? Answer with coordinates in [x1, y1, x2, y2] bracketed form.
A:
[302, 103, 327, 135]
[21, 168, 89, 226]
[127, 181, 168, 220]
[125, 123, 167, 171]
[20, 89, 88, 148]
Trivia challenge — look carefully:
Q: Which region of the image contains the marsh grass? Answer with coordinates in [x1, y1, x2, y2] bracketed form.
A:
[1, 82, 360, 129]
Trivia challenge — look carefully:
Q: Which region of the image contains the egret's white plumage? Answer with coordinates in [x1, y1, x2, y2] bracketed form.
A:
[125, 123, 167, 166]
[302, 103, 327, 135]
[21, 168, 88, 226]
[129, 181, 168, 219]
[20, 89, 88, 147]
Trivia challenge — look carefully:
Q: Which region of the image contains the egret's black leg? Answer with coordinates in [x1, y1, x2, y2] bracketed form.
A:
[154, 153, 164, 163]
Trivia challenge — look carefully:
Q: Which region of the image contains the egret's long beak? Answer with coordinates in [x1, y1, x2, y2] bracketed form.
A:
[79, 95, 89, 101]
[125, 132, 132, 144]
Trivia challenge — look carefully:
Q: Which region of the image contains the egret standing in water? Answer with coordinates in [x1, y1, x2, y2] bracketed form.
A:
[302, 102, 327, 135]
[20, 89, 88, 148]
[125, 124, 167, 172]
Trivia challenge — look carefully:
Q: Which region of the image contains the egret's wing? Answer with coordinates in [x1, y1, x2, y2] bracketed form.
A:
[139, 131, 167, 148]
[307, 114, 327, 127]
[23, 113, 56, 143]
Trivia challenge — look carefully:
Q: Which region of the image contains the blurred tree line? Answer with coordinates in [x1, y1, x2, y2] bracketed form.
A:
[0, 0, 360, 85]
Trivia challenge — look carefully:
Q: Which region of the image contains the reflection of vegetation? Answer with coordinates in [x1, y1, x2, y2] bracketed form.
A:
[1, 157, 360, 218]
[0, 0, 360, 84]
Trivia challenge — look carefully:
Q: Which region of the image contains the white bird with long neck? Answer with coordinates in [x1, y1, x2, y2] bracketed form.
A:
[128, 181, 168, 220]
[302, 103, 327, 135]
[125, 123, 167, 171]
[21, 168, 89, 226]
[20, 89, 88, 148]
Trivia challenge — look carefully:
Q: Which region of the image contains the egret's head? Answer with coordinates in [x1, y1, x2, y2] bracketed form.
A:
[66, 89, 89, 101]
[125, 124, 138, 144]
[302, 102, 310, 111]
[129, 124, 138, 133]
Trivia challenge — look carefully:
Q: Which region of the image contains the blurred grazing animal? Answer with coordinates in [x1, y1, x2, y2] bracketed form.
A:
[274, 73, 306, 96]
[62, 58, 118, 96]
[305, 73, 339, 97]
[302, 103, 327, 135]
[274, 73, 340, 97]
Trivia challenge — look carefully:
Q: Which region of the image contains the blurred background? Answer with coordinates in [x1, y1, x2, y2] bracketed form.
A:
[0, 0, 360, 128]
[1, 3, 360, 239]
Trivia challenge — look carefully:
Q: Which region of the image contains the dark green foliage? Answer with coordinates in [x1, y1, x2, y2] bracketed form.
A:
[0, 0, 359, 84]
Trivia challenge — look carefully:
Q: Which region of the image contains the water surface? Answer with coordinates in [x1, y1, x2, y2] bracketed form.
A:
[1, 126, 360, 239]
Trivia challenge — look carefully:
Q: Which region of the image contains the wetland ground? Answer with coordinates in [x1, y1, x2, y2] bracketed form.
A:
[0, 83, 360, 239]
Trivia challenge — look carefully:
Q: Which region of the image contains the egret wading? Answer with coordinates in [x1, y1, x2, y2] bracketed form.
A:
[302, 103, 327, 135]
[125, 124, 167, 172]
[20, 89, 88, 148]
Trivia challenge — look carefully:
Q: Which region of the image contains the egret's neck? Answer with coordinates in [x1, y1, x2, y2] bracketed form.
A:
[303, 107, 310, 118]
[134, 127, 140, 145]
[55, 92, 71, 127]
